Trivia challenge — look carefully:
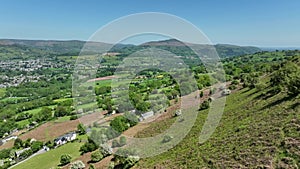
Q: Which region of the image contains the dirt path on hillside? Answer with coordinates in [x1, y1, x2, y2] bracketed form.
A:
[87, 75, 116, 82]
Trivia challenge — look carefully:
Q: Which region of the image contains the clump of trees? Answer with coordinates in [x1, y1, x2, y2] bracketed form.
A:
[32, 107, 53, 122]
[110, 116, 130, 133]
[99, 143, 113, 157]
[90, 151, 103, 162]
[110, 112, 138, 133]
[113, 148, 139, 169]
[77, 123, 86, 135]
[60, 154, 72, 165]
[0, 148, 12, 160]
[54, 106, 70, 117]
[112, 136, 127, 148]
[30, 141, 43, 153]
[241, 73, 259, 89]
[79, 137, 98, 154]
[270, 61, 300, 96]
[13, 138, 23, 149]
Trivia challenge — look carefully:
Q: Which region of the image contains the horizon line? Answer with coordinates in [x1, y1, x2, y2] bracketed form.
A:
[0, 38, 300, 49]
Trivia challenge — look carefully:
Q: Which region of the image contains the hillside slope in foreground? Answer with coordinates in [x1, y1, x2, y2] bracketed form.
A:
[134, 85, 299, 168]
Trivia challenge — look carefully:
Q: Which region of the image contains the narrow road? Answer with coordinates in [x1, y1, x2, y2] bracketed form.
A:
[9, 149, 46, 169]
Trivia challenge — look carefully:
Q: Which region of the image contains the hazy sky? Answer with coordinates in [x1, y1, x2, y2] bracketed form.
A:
[1, 0, 300, 47]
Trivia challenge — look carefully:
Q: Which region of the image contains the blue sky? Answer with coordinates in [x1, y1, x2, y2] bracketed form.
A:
[0, 0, 300, 47]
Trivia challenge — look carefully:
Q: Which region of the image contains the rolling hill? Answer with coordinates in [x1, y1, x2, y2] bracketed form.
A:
[135, 88, 299, 168]
[0, 39, 261, 60]
[141, 39, 262, 58]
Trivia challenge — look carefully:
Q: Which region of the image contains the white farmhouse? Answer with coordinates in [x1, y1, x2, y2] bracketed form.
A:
[54, 132, 77, 146]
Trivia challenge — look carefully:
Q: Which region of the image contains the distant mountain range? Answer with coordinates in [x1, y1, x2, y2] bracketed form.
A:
[141, 39, 262, 58]
[0, 39, 262, 58]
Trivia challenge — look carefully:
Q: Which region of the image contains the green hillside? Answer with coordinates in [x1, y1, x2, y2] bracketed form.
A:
[134, 57, 299, 168]
[135, 88, 299, 168]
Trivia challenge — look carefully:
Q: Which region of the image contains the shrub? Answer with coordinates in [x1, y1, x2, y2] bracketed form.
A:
[120, 156, 139, 169]
[119, 136, 127, 146]
[60, 154, 72, 165]
[199, 91, 204, 97]
[108, 162, 115, 169]
[123, 112, 138, 127]
[112, 139, 120, 148]
[255, 83, 266, 91]
[77, 123, 86, 135]
[54, 106, 69, 117]
[69, 160, 85, 169]
[14, 138, 23, 149]
[80, 140, 98, 154]
[231, 80, 239, 85]
[114, 148, 139, 169]
[30, 141, 43, 153]
[110, 116, 130, 133]
[162, 135, 173, 143]
[199, 100, 210, 110]
[0, 148, 12, 159]
[91, 151, 103, 162]
[197, 83, 203, 90]
[115, 148, 137, 158]
[45, 140, 55, 149]
[229, 85, 237, 90]
[287, 77, 300, 96]
[99, 144, 113, 157]
[70, 115, 78, 120]
[89, 164, 96, 169]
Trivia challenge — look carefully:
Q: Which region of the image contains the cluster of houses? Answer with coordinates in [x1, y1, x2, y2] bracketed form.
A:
[0, 58, 73, 88]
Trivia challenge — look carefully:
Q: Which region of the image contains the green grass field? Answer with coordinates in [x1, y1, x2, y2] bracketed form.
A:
[54, 116, 71, 123]
[12, 142, 83, 169]
[94, 79, 112, 86]
[16, 105, 57, 127]
[16, 119, 30, 127]
[77, 102, 98, 109]
[19, 105, 56, 116]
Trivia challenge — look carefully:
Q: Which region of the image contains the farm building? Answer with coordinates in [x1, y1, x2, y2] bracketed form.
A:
[139, 111, 154, 121]
[1, 135, 17, 145]
[54, 132, 77, 146]
[15, 147, 31, 157]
